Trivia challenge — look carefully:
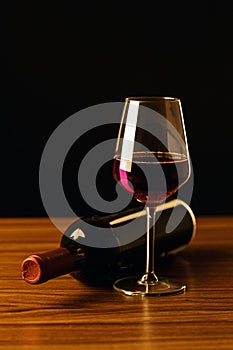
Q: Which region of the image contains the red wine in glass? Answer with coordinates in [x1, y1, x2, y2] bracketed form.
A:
[112, 96, 191, 296]
[113, 151, 189, 205]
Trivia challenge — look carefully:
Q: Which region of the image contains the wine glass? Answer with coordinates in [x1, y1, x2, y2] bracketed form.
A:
[113, 96, 191, 296]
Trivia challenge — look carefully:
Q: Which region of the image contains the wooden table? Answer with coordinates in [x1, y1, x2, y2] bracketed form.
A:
[0, 216, 233, 350]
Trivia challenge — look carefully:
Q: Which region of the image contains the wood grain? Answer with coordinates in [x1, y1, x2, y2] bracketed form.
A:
[0, 216, 233, 349]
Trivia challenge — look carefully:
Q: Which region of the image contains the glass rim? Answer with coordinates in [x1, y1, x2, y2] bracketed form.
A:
[125, 96, 180, 103]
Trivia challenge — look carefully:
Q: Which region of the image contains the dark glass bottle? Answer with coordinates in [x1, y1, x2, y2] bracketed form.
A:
[21, 200, 196, 286]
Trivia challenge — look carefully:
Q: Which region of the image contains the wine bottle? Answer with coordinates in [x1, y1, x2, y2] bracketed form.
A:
[21, 199, 196, 286]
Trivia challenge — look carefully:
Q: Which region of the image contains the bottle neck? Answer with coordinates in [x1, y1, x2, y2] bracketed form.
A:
[21, 246, 87, 284]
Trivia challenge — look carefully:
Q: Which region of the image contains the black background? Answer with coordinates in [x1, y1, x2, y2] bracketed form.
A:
[1, 1, 232, 217]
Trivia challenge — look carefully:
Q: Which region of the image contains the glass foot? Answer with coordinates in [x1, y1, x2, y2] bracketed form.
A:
[113, 276, 186, 296]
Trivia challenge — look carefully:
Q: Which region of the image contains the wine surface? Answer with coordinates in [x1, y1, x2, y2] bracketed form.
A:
[113, 152, 189, 205]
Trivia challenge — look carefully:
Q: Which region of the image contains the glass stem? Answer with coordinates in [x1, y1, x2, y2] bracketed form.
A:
[139, 206, 158, 284]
